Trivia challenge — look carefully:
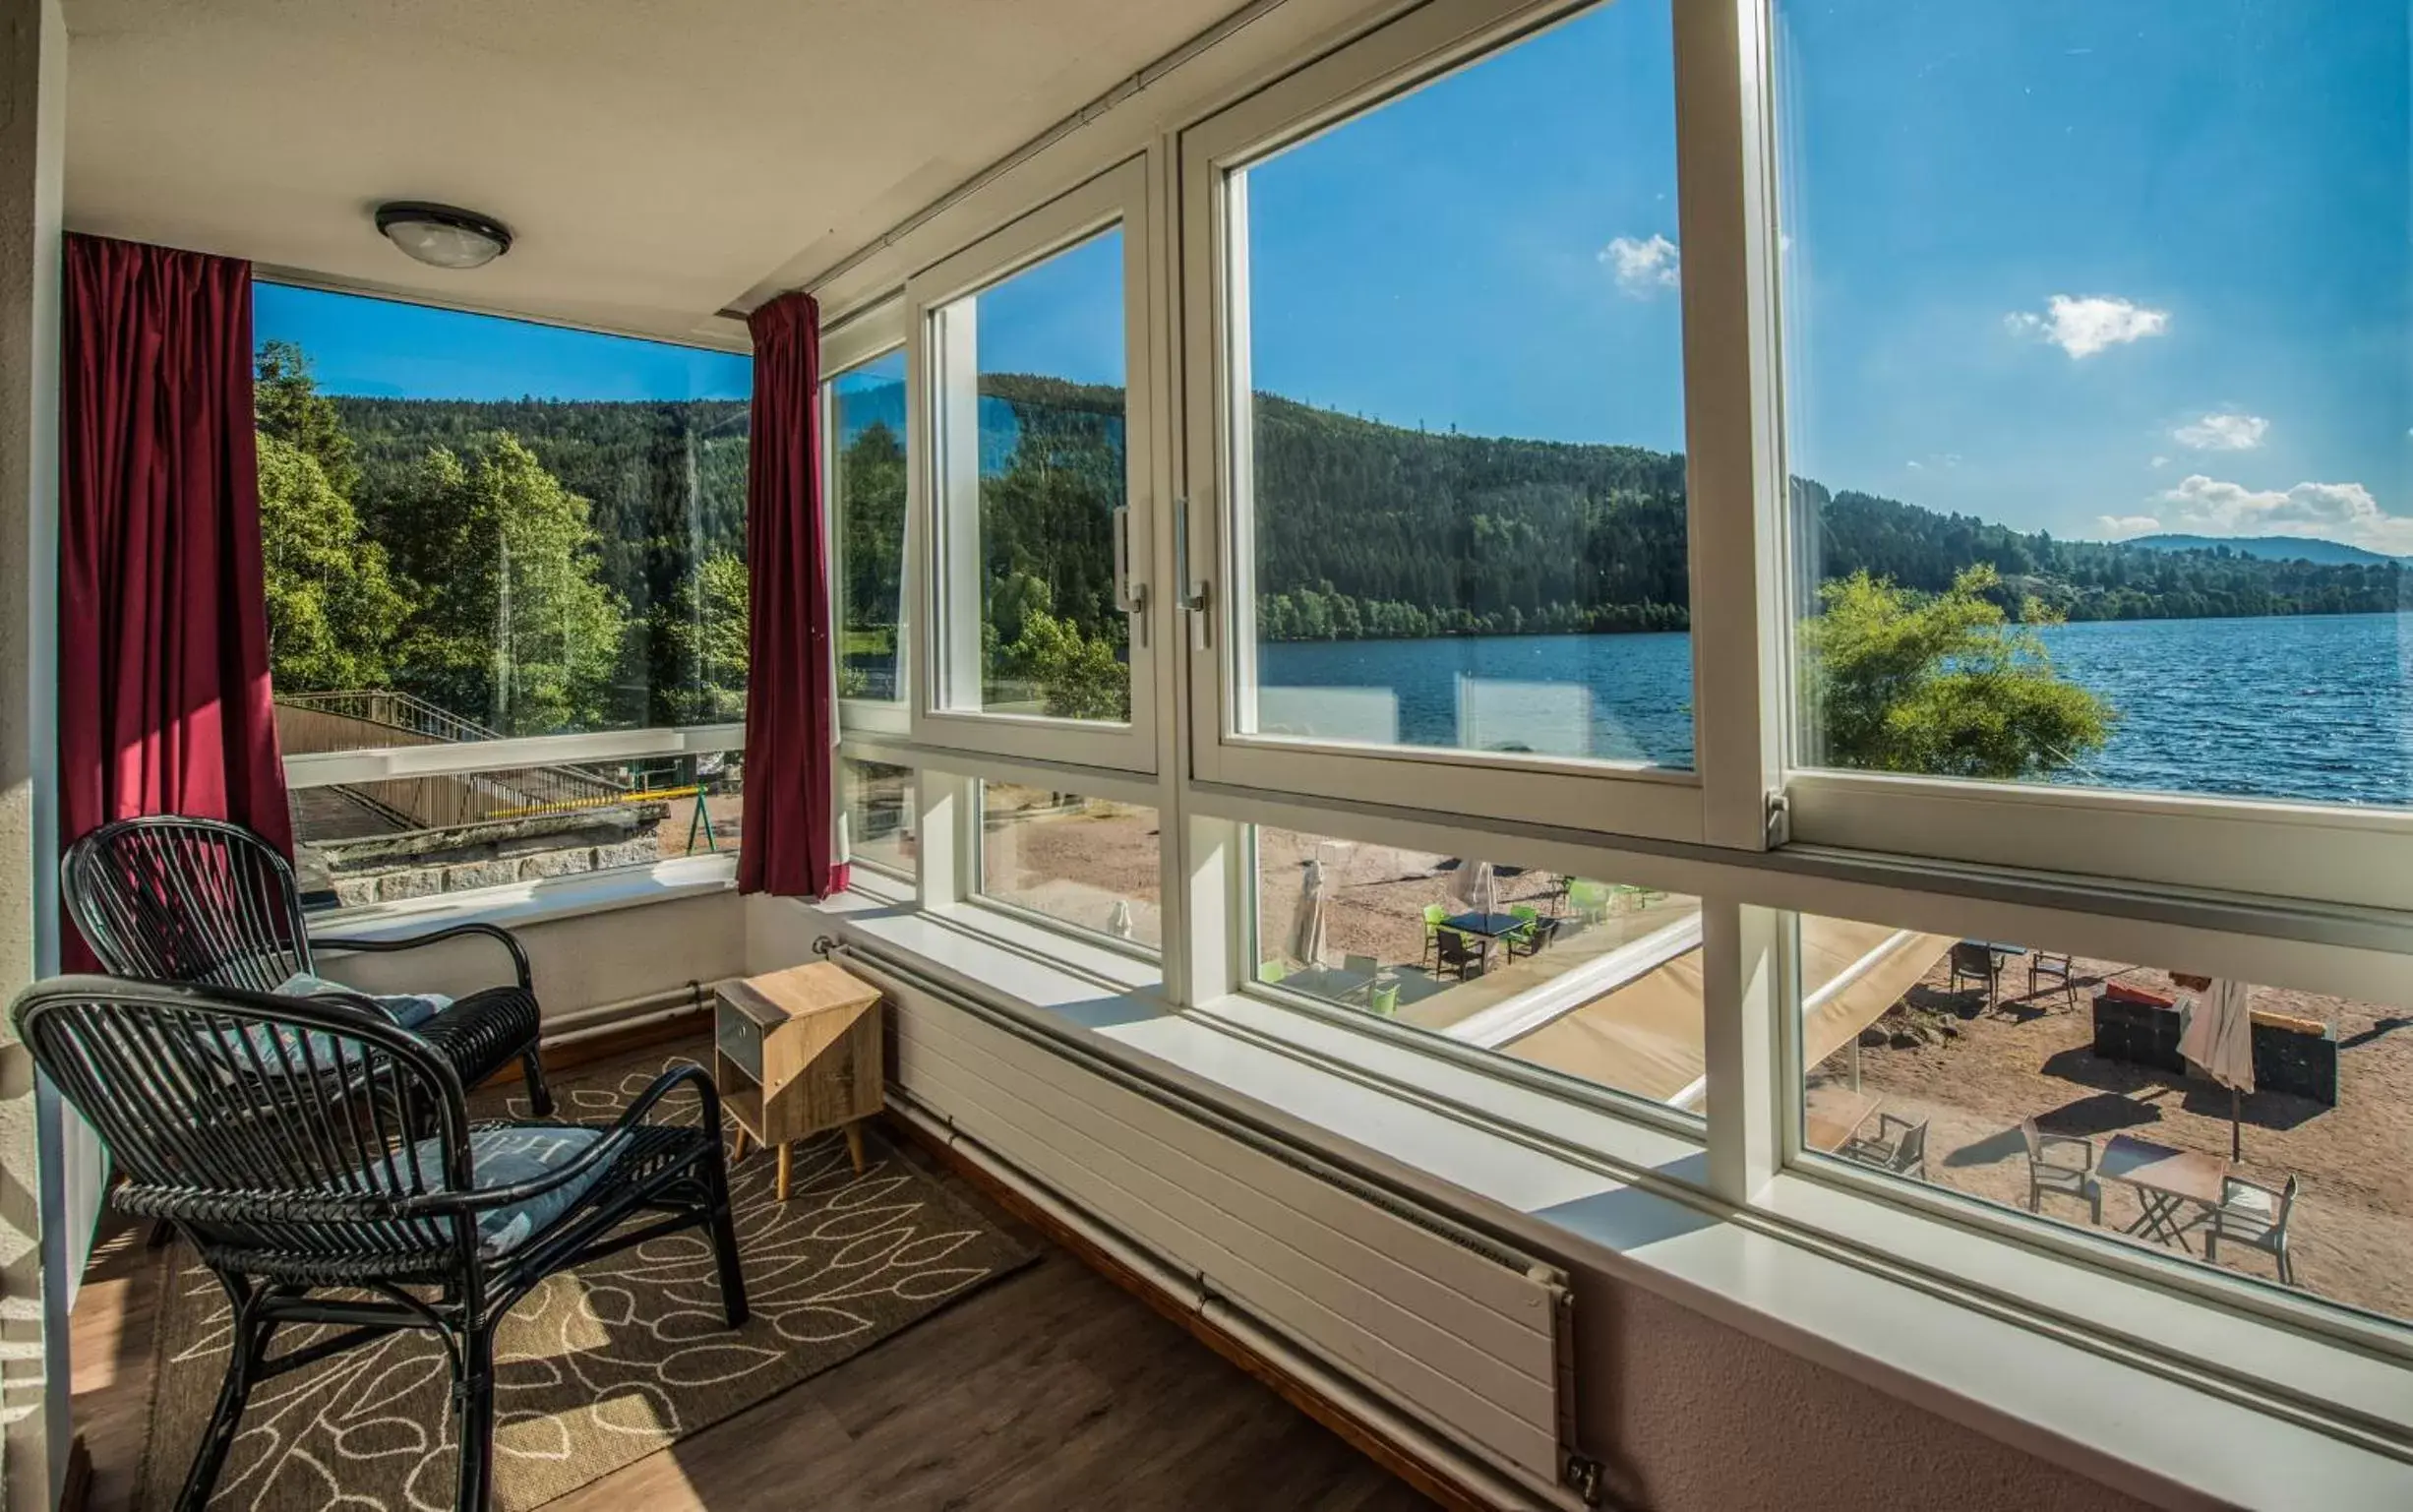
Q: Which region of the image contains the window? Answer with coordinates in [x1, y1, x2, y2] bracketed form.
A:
[911, 159, 1159, 771]
[1253, 826, 1702, 1109]
[979, 782, 1161, 952]
[1791, 910, 2411, 1330]
[833, 350, 909, 708]
[841, 757, 917, 879]
[1777, 5, 2411, 811]
[263, 283, 752, 906]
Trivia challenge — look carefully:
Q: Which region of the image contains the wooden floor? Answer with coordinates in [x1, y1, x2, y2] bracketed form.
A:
[69, 1136, 1435, 1512]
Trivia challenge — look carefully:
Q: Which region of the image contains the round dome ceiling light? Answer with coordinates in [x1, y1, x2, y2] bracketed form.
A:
[375, 202, 513, 270]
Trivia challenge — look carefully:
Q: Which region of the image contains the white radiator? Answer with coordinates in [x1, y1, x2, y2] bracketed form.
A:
[829, 941, 1583, 1508]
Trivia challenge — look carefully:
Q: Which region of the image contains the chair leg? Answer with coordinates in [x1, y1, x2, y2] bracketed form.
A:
[521, 1050, 554, 1119]
[453, 1326, 497, 1512]
[177, 1289, 270, 1512]
[703, 1149, 750, 1329]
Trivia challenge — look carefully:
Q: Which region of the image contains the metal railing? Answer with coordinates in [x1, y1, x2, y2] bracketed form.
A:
[274, 689, 635, 824]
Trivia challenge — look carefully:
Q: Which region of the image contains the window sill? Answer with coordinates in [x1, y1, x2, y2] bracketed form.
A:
[804, 888, 2411, 1511]
[309, 853, 739, 944]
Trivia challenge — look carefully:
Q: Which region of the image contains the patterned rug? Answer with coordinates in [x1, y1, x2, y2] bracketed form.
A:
[136, 1052, 1037, 1511]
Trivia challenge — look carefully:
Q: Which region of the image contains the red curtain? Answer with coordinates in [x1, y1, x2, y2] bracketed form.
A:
[58, 234, 291, 970]
[738, 291, 847, 898]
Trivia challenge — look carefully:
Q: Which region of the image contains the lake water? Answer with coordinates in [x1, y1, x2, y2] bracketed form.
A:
[1256, 612, 2413, 807]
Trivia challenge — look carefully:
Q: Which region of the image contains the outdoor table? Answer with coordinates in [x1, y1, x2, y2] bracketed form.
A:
[1321, 966, 1397, 1006]
[2099, 1133, 2229, 1249]
[1804, 1085, 1880, 1154]
[1442, 911, 1526, 971]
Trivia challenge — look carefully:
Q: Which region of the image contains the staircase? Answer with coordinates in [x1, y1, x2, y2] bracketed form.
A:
[274, 690, 632, 833]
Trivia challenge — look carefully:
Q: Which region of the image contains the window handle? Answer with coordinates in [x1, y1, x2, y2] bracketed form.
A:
[1174, 496, 1210, 651]
[1112, 504, 1148, 646]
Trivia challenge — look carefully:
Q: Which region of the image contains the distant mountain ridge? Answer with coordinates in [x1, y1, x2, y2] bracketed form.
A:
[2122, 533, 2401, 567]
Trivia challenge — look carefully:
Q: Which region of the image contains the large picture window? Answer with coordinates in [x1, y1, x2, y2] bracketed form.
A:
[833, 349, 909, 708]
[263, 283, 752, 908]
[1777, 2, 2411, 812]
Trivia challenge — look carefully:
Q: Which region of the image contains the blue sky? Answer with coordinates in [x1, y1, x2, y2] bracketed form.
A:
[255, 282, 751, 402]
[262, 0, 2410, 551]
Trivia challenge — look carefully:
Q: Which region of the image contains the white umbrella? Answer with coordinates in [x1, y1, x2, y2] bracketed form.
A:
[1289, 857, 1329, 968]
[1446, 859, 1498, 919]
[2179, 978, 2257, 1160]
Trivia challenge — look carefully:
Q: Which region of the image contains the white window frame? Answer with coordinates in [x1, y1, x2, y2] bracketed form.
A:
[825, 298, 914, 738]
[799, 0, 2413, 1475]
[904, 157, 1165, 774]
[1171, 0, 1780, 849]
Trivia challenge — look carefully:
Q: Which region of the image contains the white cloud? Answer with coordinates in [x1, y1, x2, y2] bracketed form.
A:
[2097, 514, 2163, 538]
[2004, 294, 2170, 358]
[2172, 412, 2268, 452]
[2152, 474, 2413, 554]
[2150, 455, 2170, 468]
[1600, 234, 1680, 299]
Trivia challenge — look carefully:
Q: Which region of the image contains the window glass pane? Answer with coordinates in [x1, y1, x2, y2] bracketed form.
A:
[1252, 828, 1702, 1106]
[934, 232, 1132, 722]
[1793, 914, 2409, 1326]
[1229, 1, 1691, 767]
[841, 758, 918, 878]
[1778, 4, 2412, 806]
[834, 350, 909, 704]
[256, 283, 752, 740]
[979, 782, 1159, 949]
[288, 752, 739, 910]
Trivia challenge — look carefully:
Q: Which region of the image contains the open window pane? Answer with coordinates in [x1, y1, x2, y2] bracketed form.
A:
[978, 782, 1160, 950]
[256, 282, 752, 740]
[1251, 828, 1702, 1107]
[1225, 1, 1692, 767]
[840, 758, 917, 878]
[1777, 3, 2413, 808]
[834, 350, 909, 705]
[932, 231, 1133, 724]
[1794, 913, 2410, 1327]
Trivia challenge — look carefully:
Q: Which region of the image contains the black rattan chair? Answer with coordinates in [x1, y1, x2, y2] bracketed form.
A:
[62, 815, 553, 1115]
[13, 975, 747, 1512]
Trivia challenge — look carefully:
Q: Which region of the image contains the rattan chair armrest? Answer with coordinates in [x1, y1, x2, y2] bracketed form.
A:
[411, 1063, 723, 1215]
[319, 922, 534, 991]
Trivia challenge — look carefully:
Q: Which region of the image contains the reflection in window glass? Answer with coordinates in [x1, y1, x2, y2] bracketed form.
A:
[979, 783, 1160, 950]
[841, 758, 917, 878]
[1231, 1, 1691, 766]
[1778, 3, 2413, 806]
[834, 351, 909, 704]
[933, 232, 1132, 722]
[1795, 914, 2409, 1325]
[288, 752, 741, 911]
[1252, 828, 1702, 1105]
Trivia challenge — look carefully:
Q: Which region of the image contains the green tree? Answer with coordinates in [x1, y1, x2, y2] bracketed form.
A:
[1006, 608, 1129, 720]
[380, 434, 630, 735]
[1801, 565, 2113, 780]
[256, 339, 362, 500]
[653, 551, 750, 724]
[255, 431, 410, 691]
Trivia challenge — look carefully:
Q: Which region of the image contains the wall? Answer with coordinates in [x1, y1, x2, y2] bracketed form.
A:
[749, 896, 2144, 1511]
[0, 0, 66, 1503]
[321, 889, 746, 1030]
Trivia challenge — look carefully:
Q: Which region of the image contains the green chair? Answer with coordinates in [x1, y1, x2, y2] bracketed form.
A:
[1368, 983, 1399, 1016]
[1507, 903, 1546, 956]
[1421, 903, 1446, 967]
[1260, 958, 1288, 985]
[1567, 880, 1611, 925]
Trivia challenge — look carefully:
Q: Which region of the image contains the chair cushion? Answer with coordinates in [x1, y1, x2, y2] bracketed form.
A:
[274, 971, 452, 1028]
[404, 1124, 607, 1257]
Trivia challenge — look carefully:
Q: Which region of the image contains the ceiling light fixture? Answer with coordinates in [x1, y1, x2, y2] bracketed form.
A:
[374, 202, 513, 270]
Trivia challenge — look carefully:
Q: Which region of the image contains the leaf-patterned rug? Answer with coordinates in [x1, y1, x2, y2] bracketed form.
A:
[136, 1052, 1037, 1511]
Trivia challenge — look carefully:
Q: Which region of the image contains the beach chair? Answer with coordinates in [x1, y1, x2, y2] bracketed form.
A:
[1948, 940, 2000, 1005]
[2204, 1174, 2299, 1286]
[2028, 950, 2079, 1010]
[1844, 1115, 1930, 1180]
[2021, 1119, 2101, 1222]
[1435, 928, 1481, 981]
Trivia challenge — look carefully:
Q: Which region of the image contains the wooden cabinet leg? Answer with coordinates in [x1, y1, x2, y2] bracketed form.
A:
[844, 1121, 868, 1175]
[730, 1124, 750, 1161]
[774, 1141, 792, 1202]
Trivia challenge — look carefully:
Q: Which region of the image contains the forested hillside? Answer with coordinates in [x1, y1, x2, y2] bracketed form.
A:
[266, 343, 2406, 741]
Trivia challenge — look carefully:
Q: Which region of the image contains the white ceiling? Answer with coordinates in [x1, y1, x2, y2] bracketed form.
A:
[61, 0, 1244, 347]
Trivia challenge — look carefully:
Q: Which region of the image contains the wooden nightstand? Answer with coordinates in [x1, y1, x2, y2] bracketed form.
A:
[714, 962, 884, 1199]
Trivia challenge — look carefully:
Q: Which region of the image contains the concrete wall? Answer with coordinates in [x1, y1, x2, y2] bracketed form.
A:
[0, 0, 66, 1504]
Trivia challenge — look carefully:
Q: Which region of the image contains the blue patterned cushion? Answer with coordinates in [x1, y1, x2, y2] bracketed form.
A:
[200, 974, 455, 1072]
[409, 1125, 606, 1257]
